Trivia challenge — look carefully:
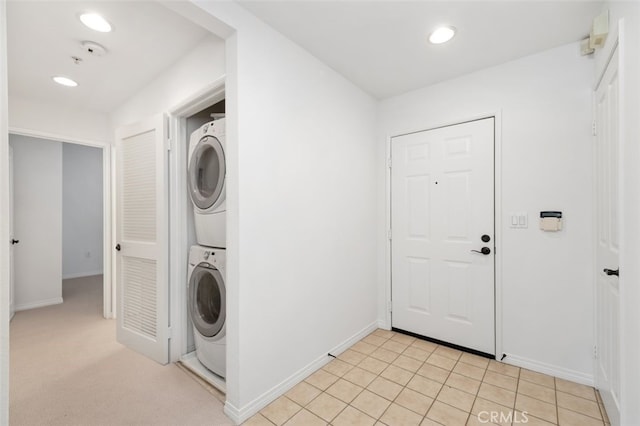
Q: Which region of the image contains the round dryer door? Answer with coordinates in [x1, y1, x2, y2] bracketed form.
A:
[188, 135, 226, 210]
[189, 264, 226, 338]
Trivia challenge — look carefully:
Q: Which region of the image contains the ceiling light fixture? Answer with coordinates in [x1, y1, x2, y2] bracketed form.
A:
[429, 26, 456, 44]
[79, 12, 112, 33]
[52, 76, 78, 87]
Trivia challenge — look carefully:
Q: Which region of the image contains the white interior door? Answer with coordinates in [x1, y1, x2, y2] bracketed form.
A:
[115, 114, 169, 365]
[595, 47, 620, 425]
[391, 118, 495, 355]
[9, 145, 14, 320]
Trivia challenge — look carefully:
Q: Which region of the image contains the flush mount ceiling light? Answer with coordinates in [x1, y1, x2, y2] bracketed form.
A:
[429, 26, 456, 44]
[79, 12, 112, 33]
[52, 76, 78, 87]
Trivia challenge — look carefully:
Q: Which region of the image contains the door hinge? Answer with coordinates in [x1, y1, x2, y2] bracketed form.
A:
[592, 121, 597, 136]
[387, 229, 392, 240]
[593, 345, 598, 359]
[166, 138, 173, 151]
[388, 301, 392, 313]
[168, 326, 173, 339]
[387, 157, 392, 169]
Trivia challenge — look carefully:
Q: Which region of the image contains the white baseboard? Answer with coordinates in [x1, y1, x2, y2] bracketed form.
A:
[225, 320, 379, 425]
[15, 297, 63, 312]
[504, 354, 594, 386]
[62, 270, 103, 280]
[223, 401, 242, 426]
[330, 321, 380, 357]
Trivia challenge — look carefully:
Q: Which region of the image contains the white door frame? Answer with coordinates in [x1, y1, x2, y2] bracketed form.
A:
[384, 111, 503, 357]
[1, 3, 10, 422]
[166, 77, 225, 362]
[7, 127, 114, 319]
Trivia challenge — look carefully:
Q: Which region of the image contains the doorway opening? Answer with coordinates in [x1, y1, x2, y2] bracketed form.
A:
[166, 81, 226, 391]
[9, 133, 111, 319]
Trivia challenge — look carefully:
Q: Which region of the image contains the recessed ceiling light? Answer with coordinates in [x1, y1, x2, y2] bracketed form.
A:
[429, 26, 456, 44]
[79, 12, 112, 33]
[52, 76, 78, 87]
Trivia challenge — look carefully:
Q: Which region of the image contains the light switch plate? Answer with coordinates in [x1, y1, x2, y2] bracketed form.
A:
[510, 212, 528, 229]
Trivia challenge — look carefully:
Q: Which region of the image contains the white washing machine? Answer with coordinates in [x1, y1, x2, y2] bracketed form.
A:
[188, 118, 226, 248]
[188, 245, 226, 378]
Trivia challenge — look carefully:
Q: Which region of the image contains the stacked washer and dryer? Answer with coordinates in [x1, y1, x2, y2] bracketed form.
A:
[187, 118, 227, 378]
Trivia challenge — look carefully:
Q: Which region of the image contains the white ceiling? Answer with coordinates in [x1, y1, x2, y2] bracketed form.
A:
[7, 1, 210, 113]
[6, 1, 604, 110]
[238, 1, 604, 99]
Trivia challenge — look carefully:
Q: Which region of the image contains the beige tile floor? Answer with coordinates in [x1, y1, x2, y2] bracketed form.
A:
[244, 329, 610, 426]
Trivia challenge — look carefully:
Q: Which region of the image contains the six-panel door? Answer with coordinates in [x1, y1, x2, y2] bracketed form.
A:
[391, 118, 495, 355]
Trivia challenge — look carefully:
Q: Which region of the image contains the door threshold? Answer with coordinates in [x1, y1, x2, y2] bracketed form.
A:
[392, 327, 494, 359]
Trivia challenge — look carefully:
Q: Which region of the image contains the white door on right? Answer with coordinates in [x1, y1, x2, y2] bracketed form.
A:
[391, 118, 495, 355]
[595, 47, 620, 425]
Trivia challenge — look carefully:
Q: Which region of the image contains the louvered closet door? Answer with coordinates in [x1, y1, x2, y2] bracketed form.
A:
[115, 114, 169, 364]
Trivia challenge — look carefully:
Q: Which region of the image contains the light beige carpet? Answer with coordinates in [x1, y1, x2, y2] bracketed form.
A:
[10, 275, 233, 426]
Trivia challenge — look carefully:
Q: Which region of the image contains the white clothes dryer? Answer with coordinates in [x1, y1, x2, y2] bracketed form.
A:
[188, 119, 226, 248]
[188, 245, 226, 378]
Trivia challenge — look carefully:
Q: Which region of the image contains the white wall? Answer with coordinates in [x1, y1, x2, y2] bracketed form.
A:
[182, 2, 379, 422]
[8, 96, 110, 144]
[110, 34, 225, 128]
[10, 134, 63, 310]
[597, 3, 640, 424]
[62, 143, 103, 279]
[378, 43, 594, 383]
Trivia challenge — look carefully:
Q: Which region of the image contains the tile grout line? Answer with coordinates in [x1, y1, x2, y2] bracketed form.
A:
[339, 332, 411, 424]
[385, 338, 441, 424]
[366, 333, 423, 424]
[324, 359, 368, 425]
[413, 345, 449, 424]
[595, 389, 608, 425]
[425, 349, 469, 424]
[327, 348, 377, 424]
[555, 389, 606, 422]
[466, 354, 490, 426]
[512, 363, 521, 423]
[555, 384, 606, 424]
[426, 349, 513, 423]
[555, 377, 559, 425]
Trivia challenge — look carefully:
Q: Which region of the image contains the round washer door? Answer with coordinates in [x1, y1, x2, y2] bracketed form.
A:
[189, 263, 226, 338]
[188, 135, 225, 210]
